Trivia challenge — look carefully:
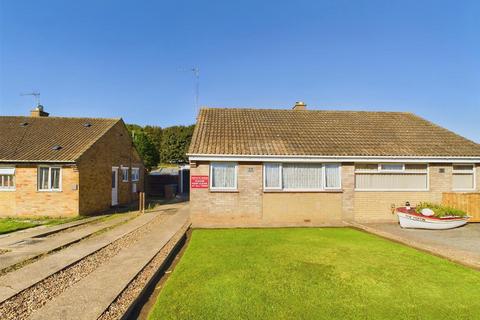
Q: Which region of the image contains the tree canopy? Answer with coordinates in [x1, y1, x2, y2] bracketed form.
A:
[127, 123, 194, 170]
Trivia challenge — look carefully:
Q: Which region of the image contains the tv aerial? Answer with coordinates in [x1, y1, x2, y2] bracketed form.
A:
[20, 91, 41, 107]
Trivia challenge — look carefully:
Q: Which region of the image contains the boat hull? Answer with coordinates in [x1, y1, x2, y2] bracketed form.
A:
[397, 211, 468, 230]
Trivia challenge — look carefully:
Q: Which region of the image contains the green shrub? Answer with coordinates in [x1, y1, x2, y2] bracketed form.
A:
[416, 202, 468, 218]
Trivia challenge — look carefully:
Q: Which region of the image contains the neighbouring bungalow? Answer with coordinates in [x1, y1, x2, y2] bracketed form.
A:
[187, 102, 480, 227]
[0, 106, 144, 217]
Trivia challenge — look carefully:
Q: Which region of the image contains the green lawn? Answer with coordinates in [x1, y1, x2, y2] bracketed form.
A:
[0, 216, 83, 235]
[149, 228, 480, 320]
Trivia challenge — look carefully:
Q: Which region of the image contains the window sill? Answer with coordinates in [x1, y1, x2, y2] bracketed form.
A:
[263, 189, 343, 193]
[210, 189, 239, 193]
[37, 190, 63, 193]
[0, 189, 16, 192]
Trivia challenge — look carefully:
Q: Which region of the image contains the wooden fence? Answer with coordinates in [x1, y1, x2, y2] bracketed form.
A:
[442, 193, 480, 222]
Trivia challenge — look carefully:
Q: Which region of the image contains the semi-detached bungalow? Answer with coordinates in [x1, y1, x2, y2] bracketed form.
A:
[0, 107, 144, 217]
[187, 102, 480, 227]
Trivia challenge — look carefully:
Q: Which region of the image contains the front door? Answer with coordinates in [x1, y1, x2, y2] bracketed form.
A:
[111, 167, 118, 206]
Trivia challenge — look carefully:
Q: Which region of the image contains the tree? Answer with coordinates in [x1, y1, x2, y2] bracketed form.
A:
[143, 125, 163, 161]
[132, 131, 160, 170]
[160, 125, 195, 163]
[126, 123, 195, 166]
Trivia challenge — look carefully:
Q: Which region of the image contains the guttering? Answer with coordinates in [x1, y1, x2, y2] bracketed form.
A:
[187, 154, 480, 163]
[0, 160, 76, 164]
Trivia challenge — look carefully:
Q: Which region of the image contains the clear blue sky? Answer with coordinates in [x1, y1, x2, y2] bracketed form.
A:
[1, 0, 479, 142]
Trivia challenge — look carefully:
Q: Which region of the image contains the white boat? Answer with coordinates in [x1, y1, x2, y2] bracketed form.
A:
[396, 207, 469, 230]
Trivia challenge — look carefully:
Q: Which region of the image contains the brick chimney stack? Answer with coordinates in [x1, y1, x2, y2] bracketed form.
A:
[30, 105, 49, 117]
[292, 101, 307, 110]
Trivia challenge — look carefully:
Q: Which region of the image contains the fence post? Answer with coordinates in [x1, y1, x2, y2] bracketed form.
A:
[139, 192, 145, 213]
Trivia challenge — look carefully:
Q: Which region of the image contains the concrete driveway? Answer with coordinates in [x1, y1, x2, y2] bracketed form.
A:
[354, 222, 480, 270]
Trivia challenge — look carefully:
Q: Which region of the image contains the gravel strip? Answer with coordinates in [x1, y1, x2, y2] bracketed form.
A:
[98, 223, 190, 320]
[0, 213, 168, 320]
[0, 215, 136, 277]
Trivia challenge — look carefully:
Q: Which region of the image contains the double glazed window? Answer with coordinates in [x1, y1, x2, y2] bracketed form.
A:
[355, 163, 428, 191]
[38, 166, 61, 191]
[264, 163, 341, 191]
[121, 167, 129, 182]
[453, 164, 475, 190]
[210, 162, 237, 190]
[0, 168, 15, 190]
[131, 168, 140, 182]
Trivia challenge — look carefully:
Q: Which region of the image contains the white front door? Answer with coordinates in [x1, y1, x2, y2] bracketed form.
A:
[111, 167, 118, 206]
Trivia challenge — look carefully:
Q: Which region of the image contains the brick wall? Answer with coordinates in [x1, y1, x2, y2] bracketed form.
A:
[341, 163, 355, 221]
[0, 165, 79, 217]
[190, 161, 343, 227]
[190, 162, 263, 226]
[77, 121, 144, 215]
[189, 161, 473, 226]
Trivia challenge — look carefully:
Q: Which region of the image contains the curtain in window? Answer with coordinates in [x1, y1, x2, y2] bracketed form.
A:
[0, 175, 14, 188]
[51, 168, 60, 189]
[39, 167, 49, 190]
[282, 163, 322, 189]
[264, 163, 281, 188]
[325, 164, 340, 188]
[132, 168, 140, 181]
[355, 173, 427, 190]
[453, 174, 474, 189]
[212, 163, 236, 188]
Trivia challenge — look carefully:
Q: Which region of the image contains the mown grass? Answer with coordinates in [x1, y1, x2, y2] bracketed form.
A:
[149, 228, 480, 320]
[0, 216, 83, 235]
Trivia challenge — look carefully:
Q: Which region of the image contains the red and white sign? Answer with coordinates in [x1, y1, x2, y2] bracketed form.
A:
[191, 175, 209, 188]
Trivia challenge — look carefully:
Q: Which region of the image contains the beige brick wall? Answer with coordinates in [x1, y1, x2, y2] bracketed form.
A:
[341, 163, 355, 221]
[190, 162, 264, 226]
[190, 161, 343, 227]
[262, 192, 342, 225]
[0, 188, 16, 216]
[77, 121, 144, 215]
[190, 161, 474, 226]
[0, 165, 79, 217]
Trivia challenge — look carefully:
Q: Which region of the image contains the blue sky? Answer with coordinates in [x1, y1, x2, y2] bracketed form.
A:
[1, 0, 479, 142]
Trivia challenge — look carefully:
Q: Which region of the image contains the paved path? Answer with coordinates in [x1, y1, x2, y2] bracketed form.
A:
[0, 213, 135, 271]
[30, 204, 190, 320]
[352, 222, 480, 270]
[0, 216, 102, 247]
[0, 211, 158, 302]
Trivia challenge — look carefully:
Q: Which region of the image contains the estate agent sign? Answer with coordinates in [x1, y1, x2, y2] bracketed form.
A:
[191, 175, 209, 188]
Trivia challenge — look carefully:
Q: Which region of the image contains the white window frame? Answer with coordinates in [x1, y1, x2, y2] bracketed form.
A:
[121, 166, 129, 182]
[0, 167, 16, 191]
[209, 162, 238, 191]
[324, 163, 342, 190]
[379, 163, 405, 172]
[131, 167, 140, 182]
[452, 164, 476, 191]
[263, 163, 282, 191]
[37, 166, 62, 192]
[262, 162, 342, 192]
[354, 163, 429, 192]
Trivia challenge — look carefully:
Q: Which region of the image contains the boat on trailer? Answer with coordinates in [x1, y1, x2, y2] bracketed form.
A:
[396, 207, 469, 230]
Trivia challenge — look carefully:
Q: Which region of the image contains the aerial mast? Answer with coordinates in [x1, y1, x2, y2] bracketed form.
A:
[20, 91, 41, 107]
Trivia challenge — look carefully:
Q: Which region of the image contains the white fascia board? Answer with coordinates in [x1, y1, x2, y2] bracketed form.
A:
[0, 160, 75, 163]
[188, 154, 480, 163]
